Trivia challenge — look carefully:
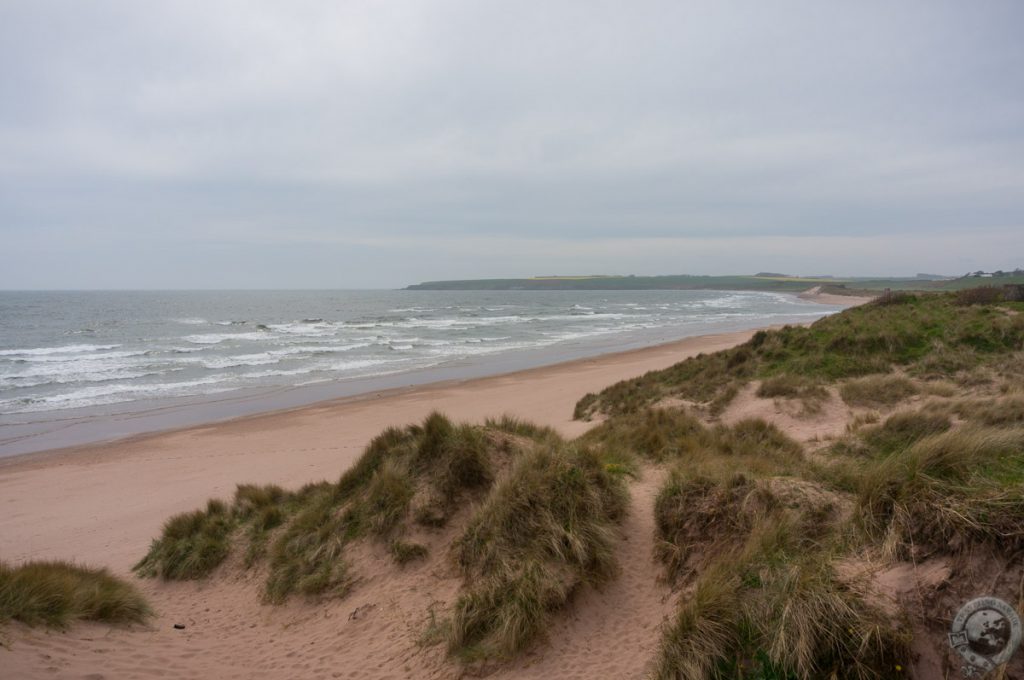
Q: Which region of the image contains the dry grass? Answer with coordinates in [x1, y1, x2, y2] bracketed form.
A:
[583, 408, 806, 481]
[0, 561, 152, 629]
[839, 375, 918, 407]
[859, 411, 952, 455]
[136, 412, 512, 603]
[445, 443, 628, 660]
[134, 499, 235, 580]
[940, 395, 1024, 427]
[653, 495, 907, 680]
[757, 374, 830, 413]
[389, 539, 429, 566]
[581, 408, 711, 462]
[136, 413, 631, 663]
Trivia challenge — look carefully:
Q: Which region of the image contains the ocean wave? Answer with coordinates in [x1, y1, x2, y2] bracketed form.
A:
[3, 349, 150, 364]
[183, 332, 274, 345]
[170, 346, 209, 354]
[0, 374, 237, 413]
[200, 353, 283, 369]
[0, 343, 122, 357]
[322, 358, 400, 373]
[0, 368, 169, 389]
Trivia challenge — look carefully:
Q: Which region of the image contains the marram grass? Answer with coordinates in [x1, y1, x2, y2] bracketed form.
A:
[0, 560, 152, 629]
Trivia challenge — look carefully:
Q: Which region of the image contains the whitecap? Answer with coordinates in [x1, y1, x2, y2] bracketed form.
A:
[184, 332, 274, 345]
[0, 344, 122, 357]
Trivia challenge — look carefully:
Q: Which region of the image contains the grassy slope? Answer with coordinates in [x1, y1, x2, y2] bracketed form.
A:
[575, 292, 1024, 419]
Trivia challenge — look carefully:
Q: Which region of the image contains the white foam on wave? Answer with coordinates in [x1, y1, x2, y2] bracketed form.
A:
[184, 332, 273, 345]
[0, 351, 159, 382]
[0, 344, 122, 357]
[200, 353, 283, 369]
[4, 349, 149, 364]
[0, 374, 236, 413]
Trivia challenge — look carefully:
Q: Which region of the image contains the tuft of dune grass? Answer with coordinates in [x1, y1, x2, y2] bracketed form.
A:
[652, 472, 907, 680]
[860, 410, 952, 455]
[389, 540, 428, 566]
[855, 426, 1024, 557]
[584, 409, 807, 485]
[445, 443, 628, 660]
[940, 395, 1024, 427]
[134, 499, 235, 580]
[0, 560, 152, 629]
[839, 375, 918, 408]
[757, 374, 830, 413]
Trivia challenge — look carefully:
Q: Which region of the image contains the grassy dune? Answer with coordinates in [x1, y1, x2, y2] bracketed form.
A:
[134, 290, 1024, 676]
[577, 291, 1024, 678]
[575, 291, 1024, 419]
[135, 412, 629, 660]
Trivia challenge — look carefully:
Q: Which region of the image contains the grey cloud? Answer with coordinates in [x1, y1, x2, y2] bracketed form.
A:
[1, 0, 1023, 287]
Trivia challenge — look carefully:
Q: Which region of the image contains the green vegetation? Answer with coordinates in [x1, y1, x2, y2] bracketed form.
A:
[855, 425, 1024, 557]
[645, 427, 909, 679]
[838, 375, 918, 407]
[757, 374, 830, 413]
[576, 292, 1024, 419]
[572, 289, 1023, 677]
[136, 411, 628, 664]
[0, 561, 151, 629]
[135, 499, 235, 580]
[633, 400, 1021, 677]
[389, 540, 428, 566]
[445, 444, 627, 659]
[136, 412, 513, 602]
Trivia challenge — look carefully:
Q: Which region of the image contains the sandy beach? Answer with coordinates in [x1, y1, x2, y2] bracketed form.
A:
[0, 291, 879, 679]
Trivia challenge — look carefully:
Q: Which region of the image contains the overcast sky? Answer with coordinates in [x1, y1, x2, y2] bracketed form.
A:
[2, 1, 1022, 289]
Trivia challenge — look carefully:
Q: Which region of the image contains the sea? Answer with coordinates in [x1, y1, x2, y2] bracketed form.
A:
[0, 289, 845, 457]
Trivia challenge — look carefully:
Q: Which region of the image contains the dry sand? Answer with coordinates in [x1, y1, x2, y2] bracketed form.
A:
[1, 327, 767, 679]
